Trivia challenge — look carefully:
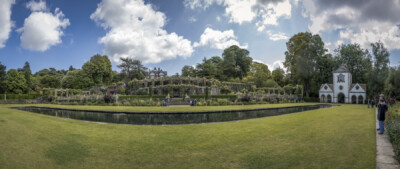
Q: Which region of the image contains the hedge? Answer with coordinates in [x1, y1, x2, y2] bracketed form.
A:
[0, 94, 42, 100]
[303, 97, 320, 102]
[119, 95, 167, 100]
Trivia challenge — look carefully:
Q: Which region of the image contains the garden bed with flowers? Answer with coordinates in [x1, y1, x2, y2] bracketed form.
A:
[385, 103, 400, 161]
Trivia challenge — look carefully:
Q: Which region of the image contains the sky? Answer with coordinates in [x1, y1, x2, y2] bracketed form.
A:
[0, 0, 400, 75]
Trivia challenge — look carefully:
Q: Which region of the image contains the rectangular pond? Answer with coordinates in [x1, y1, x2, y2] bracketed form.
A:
[12, 105, 334, 125]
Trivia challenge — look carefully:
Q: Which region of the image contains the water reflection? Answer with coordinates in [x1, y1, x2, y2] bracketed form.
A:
[13, 105, 333, 125]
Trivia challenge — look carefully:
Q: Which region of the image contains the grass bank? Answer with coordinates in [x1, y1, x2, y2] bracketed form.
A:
[0, 104, 375, 168]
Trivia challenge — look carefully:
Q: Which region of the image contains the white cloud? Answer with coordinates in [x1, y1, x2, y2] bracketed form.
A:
[193, 27, 248, 50]
[0, 0, 15, 48]
[18, 1, 70, 52]
[224, 0, 257, 24]
[301, 0, 400, 50]
[26, 0, 47, 12]
[254, 59, 287, 72]
[339, 21, 400, 50]
[184, 0, 223, 10]
[256, 0, 291, 27]
[266, 30, 289, 41]
[268, 60, 286, 71]
[185, 0, 292, 37]
[91, 0, 194, 64]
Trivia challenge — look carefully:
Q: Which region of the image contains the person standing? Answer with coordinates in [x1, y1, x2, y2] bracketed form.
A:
[377, 94, 388, 134]
[371, 98, 375, 108]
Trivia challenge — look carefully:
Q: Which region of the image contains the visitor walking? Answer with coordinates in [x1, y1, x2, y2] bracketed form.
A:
[368, 99, 370, 108]
[377, 94, 388, 134]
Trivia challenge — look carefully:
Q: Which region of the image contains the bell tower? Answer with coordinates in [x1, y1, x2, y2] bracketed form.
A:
[333, 65, 351, 103]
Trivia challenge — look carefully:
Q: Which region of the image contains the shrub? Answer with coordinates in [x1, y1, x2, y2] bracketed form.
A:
[218, 99, 229, 106]
[239, 94, 251, 102]
[103, 94, 115, 103]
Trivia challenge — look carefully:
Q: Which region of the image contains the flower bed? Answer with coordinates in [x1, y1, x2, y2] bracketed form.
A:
[385, 103, 400, 161]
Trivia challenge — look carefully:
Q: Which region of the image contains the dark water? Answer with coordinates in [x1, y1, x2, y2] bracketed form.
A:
[12, 105, 333, 125]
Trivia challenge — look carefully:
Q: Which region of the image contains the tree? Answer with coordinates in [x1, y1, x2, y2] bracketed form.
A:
[69, 65, 75, 71]
[316, 53, 335, 84]
[34, 68, 67, 80]
[40, 75, 61, 88]
[221, 45, 252, 80]
[4, 69, 28, 94]
[0, 62, 6, 93]
[264, 79, 279, 88]
[82, 54, 112, 85]
[117, 58, 147, 81]
[385, 67, 400, 98]
[62, 70, 94, 89]
[23, 61, 32, 93]
[196, 56, 223, 79]
[181, 65, 196, 77]
[369, 42, 390, 97]
[334, 43, 371, 83]
[284, 32, 326, 97]
[243, 62, 271, 87]
[272, 68, 285, 87]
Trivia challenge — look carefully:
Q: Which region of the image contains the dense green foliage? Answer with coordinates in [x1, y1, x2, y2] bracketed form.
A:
[284, 32, 326, 97]
[117, 57, 147, 81]
[61, 70, 94, 89]
[0, 62, 6, 93]
[23, 62, 32, 92]
[243, 62, 271, 87]
[40, 75, 61, 88]
[82, 54, 112, 85]
[221, 45, 252, 80]
[368, 42, 391, 98]
[272, 68, 285, 87]
[4, 69, 28, 94]
[334, 44, 371, 83]
[385, 67, 400, 99]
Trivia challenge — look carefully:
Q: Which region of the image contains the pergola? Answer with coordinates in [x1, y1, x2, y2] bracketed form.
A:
[54, 89, 69, 97]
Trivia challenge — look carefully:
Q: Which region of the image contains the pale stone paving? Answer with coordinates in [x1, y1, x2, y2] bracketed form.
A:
[376, 109, 400, 169]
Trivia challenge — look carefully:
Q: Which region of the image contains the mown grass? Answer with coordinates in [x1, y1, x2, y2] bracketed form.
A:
[7, 103, 319, 112]
[0, 104, 375, 169]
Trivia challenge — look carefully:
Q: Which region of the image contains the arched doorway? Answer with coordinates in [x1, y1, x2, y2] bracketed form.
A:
[351, 95, 357, 104]
[321, 95, 326, 103]
[338, 93, 345, 103]
[327, 95, 332, 103]
[358, 95, 364, 104]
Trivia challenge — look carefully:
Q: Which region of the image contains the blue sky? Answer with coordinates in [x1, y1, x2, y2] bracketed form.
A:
[0, 0, 399, 75]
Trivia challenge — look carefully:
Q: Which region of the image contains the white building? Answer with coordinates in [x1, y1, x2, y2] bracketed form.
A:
[319, 65, 366, 104]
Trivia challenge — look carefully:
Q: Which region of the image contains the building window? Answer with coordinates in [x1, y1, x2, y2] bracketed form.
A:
[356, 85, 359, 90]
[339, 85, 343, 90]
[324, 86, 328, 90]
[337, 74, 345, 83]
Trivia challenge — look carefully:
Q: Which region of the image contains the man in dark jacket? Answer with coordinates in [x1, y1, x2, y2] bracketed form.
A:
[377, 94, 388, 134]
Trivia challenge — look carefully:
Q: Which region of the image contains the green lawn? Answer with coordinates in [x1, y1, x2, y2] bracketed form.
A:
[9, 103, 320, 112]
[0, 104, 375, 169]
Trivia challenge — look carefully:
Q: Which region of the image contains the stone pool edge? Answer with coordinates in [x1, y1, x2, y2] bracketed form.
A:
[10, 104, 337, 114]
